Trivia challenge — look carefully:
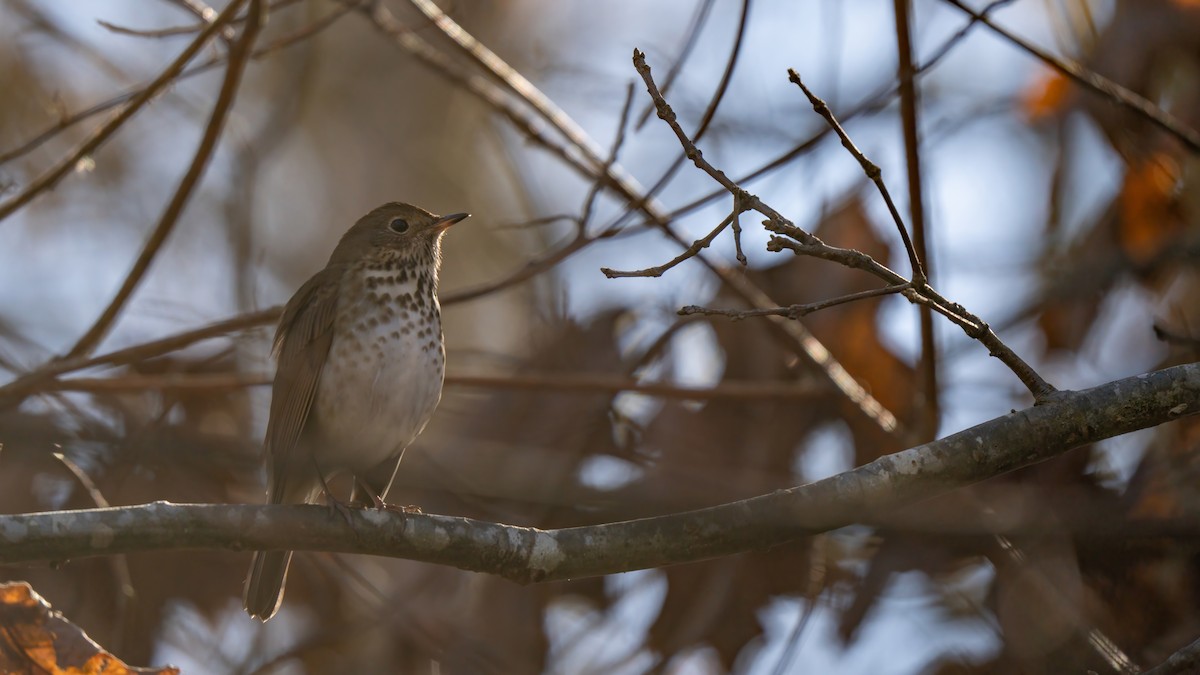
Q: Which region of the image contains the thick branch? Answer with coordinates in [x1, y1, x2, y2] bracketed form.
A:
[1, 363, 1195, 583]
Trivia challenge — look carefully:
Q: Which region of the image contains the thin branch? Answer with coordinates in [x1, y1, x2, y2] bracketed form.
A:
[1, 363, 1195, 582]
[41, 372, 269, 393]
[921, 284, 1057, 400]
[53, 452, 136, 652]
[893, 0, 939, 440]
[632, 49, 1056, 402]
[64, 0, 264, 359]
[0, 306, 279, 409]
[579, 83, 638, 233]
[787, 70, 924, 285]
[98, 0, 303, 40]
[941, 0, 1200, 153]
[40, 371, 829, 401]
[601, 211, 735, 278]
[168, 0, 238, 43]
[97, 19, 218, 40]
[679, 284, 911, 320]
[441, 232, 593, 306]
[634, 0, 717, 129]
[0, 0, 249, 223]
[0, 2, 357, 167]
[731, 202, 747, 265]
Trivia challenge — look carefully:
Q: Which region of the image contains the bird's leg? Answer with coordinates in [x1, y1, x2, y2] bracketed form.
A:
[350, 475, 388, 510]
[350, 449, 408, 511]
[312, 458, 355, 526]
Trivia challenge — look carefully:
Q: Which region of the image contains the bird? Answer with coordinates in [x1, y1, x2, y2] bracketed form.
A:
[244, 202, 468, 621]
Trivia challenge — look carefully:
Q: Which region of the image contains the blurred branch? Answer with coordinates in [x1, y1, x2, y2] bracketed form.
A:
[406, 0, 658, 204]
[634, 0, 717, 129]
[893, 0, 939, 440]
[0, 0, 249, 223]
[941, 0, 1200, 153]
[442, 83, 638, 304]
[0, 2, 357, 167]
[40, 371, 828, 401]
[41, 372, 269, 393]
[0, 363, 1195, 581]
[64, 0, 265, 359]
[1145, 635, 1200, 675]
[0, 307, 279, 410]
[98, 19, 222, 39]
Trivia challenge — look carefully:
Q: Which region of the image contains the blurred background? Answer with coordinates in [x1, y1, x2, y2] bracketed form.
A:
[1, 0, 1199, 672]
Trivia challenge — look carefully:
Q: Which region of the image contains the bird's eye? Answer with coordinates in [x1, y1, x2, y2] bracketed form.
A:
[388, 218, 410, 233]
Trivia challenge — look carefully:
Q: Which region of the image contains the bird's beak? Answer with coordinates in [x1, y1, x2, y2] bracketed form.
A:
[434, 212, 470, 232]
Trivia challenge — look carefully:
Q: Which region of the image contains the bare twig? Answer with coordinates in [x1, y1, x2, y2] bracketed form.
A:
[941, 0, 1200, 153]
[632, 49, 1057, 402]
[680, 284, 912, 320]
[634, 0, 717, 129]
[168, 0, 238, 43]
[731, 201, 747, 265]
[787, 70, 924, 285]
[0, 0, 249, 223]
[98, 19, 217, 39]
[63, 0, 264, 359]
[601, 211, 735, 278]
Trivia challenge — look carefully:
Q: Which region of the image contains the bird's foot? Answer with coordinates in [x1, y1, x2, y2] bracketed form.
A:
[321, 490, 357, 527]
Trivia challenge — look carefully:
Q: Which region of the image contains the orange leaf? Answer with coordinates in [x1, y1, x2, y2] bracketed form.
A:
[1119, 152, 1181, 264]
[1022, 70, 1071, 121]
[0, 581, 178, 675]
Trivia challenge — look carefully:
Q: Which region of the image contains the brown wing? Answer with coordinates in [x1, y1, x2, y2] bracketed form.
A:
[264, 266, 343, 503]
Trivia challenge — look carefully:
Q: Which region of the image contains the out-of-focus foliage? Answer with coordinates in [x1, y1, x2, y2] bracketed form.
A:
[0, 0, 1199, 673]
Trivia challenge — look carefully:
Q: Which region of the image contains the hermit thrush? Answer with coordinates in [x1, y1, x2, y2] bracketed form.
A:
[243, 202, 468, 621]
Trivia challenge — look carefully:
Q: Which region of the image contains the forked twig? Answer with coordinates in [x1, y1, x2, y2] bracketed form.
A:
[631, 49, 1057, 402]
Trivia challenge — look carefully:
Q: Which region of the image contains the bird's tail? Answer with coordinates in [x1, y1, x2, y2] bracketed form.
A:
[244, 549, 292, 621]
